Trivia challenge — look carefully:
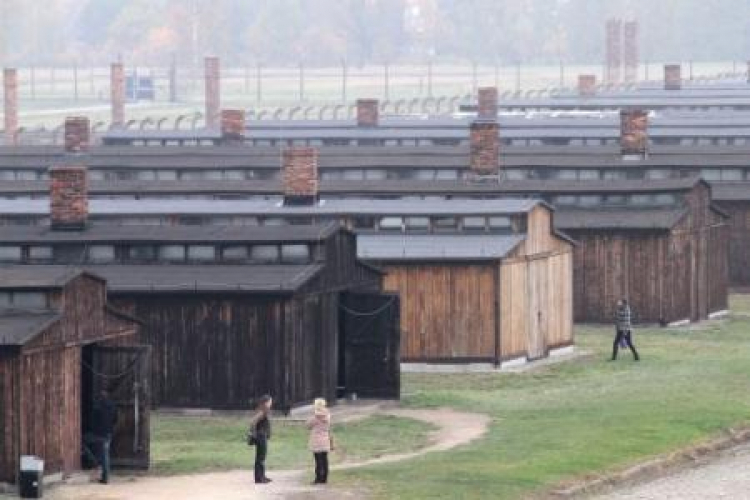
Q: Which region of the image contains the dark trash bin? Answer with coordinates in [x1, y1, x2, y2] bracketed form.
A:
[19, 456, 44, 499]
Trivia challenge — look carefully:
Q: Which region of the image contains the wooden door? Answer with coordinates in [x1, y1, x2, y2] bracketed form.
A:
[88, 345, 151, 470]
[340, 292, 400, 399]
[527, 260, 547, 360]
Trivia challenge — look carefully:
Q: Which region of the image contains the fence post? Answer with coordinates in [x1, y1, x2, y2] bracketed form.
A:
[515, 62, 521, 93]
[341, 59, 347, 103]
[256, 63, 262, 104]
[73, 64, 79, 101]
[299, 62, 305, 102]
[427, 59, 433, 98]
[384, 63, 390, 100]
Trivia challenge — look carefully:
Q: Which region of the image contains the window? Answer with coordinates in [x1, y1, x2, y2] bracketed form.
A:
[136, 170, 156, 181]
[578, 170, 599, 180]
[414, 169, 436, 181]
[654, 194, 676, 206]
[365, 169, 387, 181]
[646, 169, 670, 180]
[353, 216, 376, 229]
[433, 217, 458, 231]
[700, 169, 721, 181]
[343, 170, 364, 181]
[28, 246, 53, 262]
[12, 292, 48, 309]
[436, 169, 459, 180]
[281, 245, 310, 263]
[0, 246, 22, 262]
[187, 245, 216, 261]
[159, 245, 186, 262]
[505, 169, 527, 180]
[0, 293, 10, 308]
[250, 245, 279, 263]
[225, 170, 246, 181]
[404, 217, 430, 231]
[488, 216, 511, 229]
[578, 195, 601, 207]
[462, 216, 486, 231]
[88, 245, 116, 263]
[378, 217, 403, 231]
[721, 169, 743, 181]
[603, 195, 627, 206]
[553, 195, 577, 206]
[321, 171, 342, 181]
[222, 246, 248, 261]
[156, 170, 177, 181]
[631, 194, 652, 206]
[557, 170, 577, 180]
[129, 245, 156, 261]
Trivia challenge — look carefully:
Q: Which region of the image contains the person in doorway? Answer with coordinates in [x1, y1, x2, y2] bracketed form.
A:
[86, 389, 118, 484]
[306, 398, 333, 485]
[612, 299, 640, 361]
[250, 395, 273, 484]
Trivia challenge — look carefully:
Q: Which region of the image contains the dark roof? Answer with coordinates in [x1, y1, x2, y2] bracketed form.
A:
[0, 198, 544, 218]
[0, 266, 101, 289]
[711, 182, 750, 201]
[85, 264, 324, 294]
[555, 208, 688, 231]
[357, 234, 525, 261]
[0, 222, 341, 244]
[0, 312, 61, 346]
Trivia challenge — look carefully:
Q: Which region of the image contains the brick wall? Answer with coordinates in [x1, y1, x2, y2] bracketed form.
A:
[50, 166, 88, 230]
[356, 99, 379, 127]
[469, 121, 499, 176]
[110, 63, 125, 127]
[477, 87, 498, 120]
[283, 148, 319, 204]
[664, 64, 682, 90]
[620, 109, 648, 156]
[64, 117, 90, 153]
[205, 57, 221, 128]
[220, 109, 245, 143]
[578, 75, 597, 97]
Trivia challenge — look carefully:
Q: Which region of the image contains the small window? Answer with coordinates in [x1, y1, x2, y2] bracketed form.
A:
[603, 195, 627, 206]
[404, 217, 430, 231]
[223, 246, 249, 261]
[364, 169, 387, 181]
[721, 169, 743, 181]
[553, 196, 577, 206]
[159, 245, 186, 262]
[378, 217, 403, 231]
[433, 217, 458, 231]
[578, 195, 601, 207]
[436, 169, 458, 180]
[250, 245, 279, 263]
[281, 245, 310, 263]
[262, 218, 286, 226]
[557, 170, 577, 180]
[0, 292, 11, 308]
[187, 245, 216, 262]
[136, 170, 156, 181]
[578, 170, 599, 180]
[0, 246, 22, 262]
[462, 216, 486, 231]
[631, 194, 652, 206]
[225, 170, 246, 181]
[129, 245, 156, 261]
[505, 169, 527, 180]
[414, 169, 436, 181]
[28, 246, 53, 262]
[343, 170, 364, 181]
[654, 194, 676, 206]
[321, 171, 342, 181]
[156, 170, 177, 181]
[646, 169, 670, 180]
[88, 245, 116, 263]
[353, 216, 377, 229]
[12, 292, 48, 309]
[488, 216, 511, 229]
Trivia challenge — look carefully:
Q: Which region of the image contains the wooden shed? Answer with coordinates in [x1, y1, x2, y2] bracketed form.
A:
[359, 201, 575, 365]
[0, 267, 143, 485]
[0, 224, 400, 412]
[556, 180, 729, 324]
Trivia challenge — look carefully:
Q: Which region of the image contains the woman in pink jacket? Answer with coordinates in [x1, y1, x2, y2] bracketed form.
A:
[306, 398, 332, 484]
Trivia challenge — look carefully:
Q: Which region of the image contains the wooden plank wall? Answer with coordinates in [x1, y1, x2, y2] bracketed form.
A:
[499, 260, 528, 359]
[0, 352, 19, 483]
[382, 264, 497, 361]
[714, 201, 750, 288]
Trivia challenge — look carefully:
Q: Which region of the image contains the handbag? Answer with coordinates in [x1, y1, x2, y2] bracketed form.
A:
[246, 429, 257, 446]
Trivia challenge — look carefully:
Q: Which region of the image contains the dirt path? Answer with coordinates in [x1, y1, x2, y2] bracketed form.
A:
[41, 408, 490, 500]
[593, 443, 750, 500]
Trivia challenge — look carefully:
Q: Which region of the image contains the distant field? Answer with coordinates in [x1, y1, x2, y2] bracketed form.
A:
[4, 60, 743, 130]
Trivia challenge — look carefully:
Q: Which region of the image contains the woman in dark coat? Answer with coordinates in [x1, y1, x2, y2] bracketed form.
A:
[612, 299, 640, 361]
[249, 395, 273, 484]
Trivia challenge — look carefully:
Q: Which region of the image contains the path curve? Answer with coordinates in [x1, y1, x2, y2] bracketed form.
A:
[43, 408, 490, 500]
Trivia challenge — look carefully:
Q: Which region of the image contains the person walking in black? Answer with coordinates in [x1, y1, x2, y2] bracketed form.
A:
[84, 389, 118, 484]
[612, 299, 640, 361]
[249, 395, 273, 484]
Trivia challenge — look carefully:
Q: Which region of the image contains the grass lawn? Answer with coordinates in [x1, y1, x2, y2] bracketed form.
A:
[340, 296, 750, 499]
[151, 413, 436, 476]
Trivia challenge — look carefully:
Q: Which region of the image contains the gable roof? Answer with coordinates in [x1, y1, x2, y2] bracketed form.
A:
[0, 311, 62, 346]
[0, 266, 104, 289]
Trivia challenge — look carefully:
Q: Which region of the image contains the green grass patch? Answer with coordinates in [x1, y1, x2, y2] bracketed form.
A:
[151, 413, 436, 476]
[341, 296, 750, 500]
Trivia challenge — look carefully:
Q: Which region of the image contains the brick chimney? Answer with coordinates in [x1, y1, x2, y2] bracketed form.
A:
[477, 87, 498, 120]
[50, 166, 89, 230]
[3, 68, 18, 146]
[620, 109, 649, 158]
[220, 109, 245, 144]
[282, 147, 319, 205]
[110, 62, 125, 127]
[205, 56, 221, 128]
[623, 21, 639, 84]
[664, 64, 682, 90]
[356, 99, 379, 127]
[469, 121, 499, 176]
[64, 117, 90, 153]
[578, 75, 597, 97]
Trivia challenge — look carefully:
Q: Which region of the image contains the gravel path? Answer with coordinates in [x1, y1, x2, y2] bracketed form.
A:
[37, 408, 490, 500]
[596, 443, 750, 500]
